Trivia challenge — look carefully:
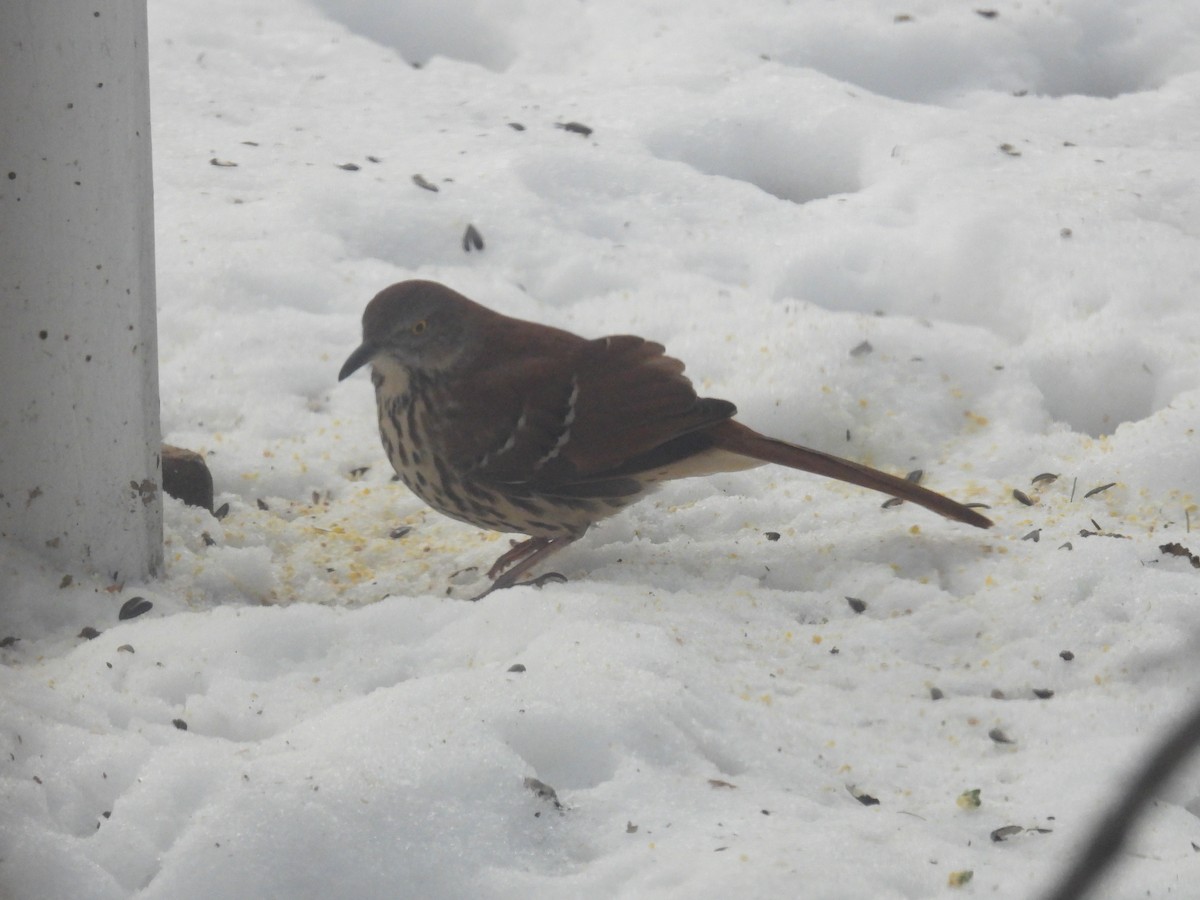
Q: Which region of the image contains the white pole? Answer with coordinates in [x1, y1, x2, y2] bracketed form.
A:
[0, 0, 162, 581]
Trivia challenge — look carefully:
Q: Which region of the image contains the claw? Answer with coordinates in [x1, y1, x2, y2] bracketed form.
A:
[464, 570, 568, 602]
[527, 571, 567, 588]
[466, 582, 498, 603]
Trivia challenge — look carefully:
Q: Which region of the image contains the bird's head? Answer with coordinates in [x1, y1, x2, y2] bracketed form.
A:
[338, 280, 481, 381]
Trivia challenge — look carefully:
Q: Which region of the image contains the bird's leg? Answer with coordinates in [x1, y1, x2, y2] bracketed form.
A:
[470, 536, 575, 601]
[486, 537, 549, 579]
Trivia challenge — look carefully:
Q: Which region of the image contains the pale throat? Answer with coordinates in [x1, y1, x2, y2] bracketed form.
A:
[369, 355, 412, 395]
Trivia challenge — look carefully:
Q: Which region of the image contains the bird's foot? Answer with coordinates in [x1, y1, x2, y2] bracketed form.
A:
[486, 537, 550, 580]
[469, 536, 576, 601]
[466, 570, 568, 602]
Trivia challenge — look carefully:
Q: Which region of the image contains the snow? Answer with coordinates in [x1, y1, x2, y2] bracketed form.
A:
[4, 0, 1200, 896]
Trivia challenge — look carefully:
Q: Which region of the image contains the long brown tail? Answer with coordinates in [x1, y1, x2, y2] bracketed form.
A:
[711, 421, 993, 529]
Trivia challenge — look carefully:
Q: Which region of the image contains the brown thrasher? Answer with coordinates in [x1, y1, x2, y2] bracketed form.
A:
[339, 281, 992, 599]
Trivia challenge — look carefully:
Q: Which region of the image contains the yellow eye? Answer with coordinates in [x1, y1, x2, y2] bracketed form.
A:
[412, 320, 427, 335]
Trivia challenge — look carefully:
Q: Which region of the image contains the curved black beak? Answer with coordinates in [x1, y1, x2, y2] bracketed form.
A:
[338, 342, 377, 381]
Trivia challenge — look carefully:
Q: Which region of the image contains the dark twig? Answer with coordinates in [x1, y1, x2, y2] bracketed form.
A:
[1042, 698, 1200, 900]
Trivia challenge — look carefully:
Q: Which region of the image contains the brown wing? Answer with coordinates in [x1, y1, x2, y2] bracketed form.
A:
[439, 327, 734, 490]
[549, 335, 735, 477]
